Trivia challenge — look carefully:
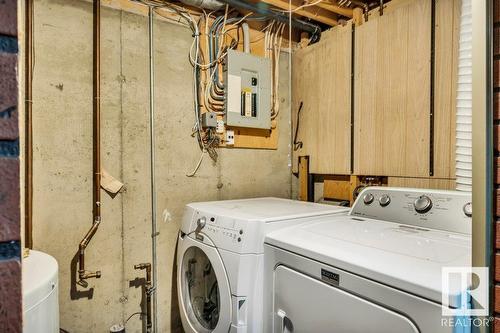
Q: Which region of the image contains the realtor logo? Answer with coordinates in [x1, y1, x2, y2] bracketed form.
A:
[441, 267, 489, 316]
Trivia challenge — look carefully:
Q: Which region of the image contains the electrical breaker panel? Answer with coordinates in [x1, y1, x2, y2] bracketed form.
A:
[223, 50, 271, 129]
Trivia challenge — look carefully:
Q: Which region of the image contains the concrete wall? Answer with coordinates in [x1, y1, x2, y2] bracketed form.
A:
[31, 0, 292, 332]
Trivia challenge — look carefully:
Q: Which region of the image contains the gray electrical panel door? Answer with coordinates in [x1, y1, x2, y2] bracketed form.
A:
[224, 50, 271, 129]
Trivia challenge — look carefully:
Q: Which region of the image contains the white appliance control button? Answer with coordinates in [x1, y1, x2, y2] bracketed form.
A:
[414, 195, 432, 214]
[463, 202, 472, 217]
[363, 193, 374, 205]
[379, 194, 391, 207]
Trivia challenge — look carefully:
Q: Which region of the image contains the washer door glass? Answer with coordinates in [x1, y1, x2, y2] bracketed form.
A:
[181, 246, 220, 331]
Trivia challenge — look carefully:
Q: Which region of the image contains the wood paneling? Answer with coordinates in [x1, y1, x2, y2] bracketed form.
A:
[292, 24, 352, 174]
[387, 177, 455, 190]
[433, 0, 460, 178]
[291, 0, 457, 187]
[323, 175, 351, 201]
[354, 0, 431, 177]
[298, 156, 309, 201]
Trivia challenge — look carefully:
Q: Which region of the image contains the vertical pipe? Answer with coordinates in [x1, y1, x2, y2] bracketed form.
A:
[93, 0, 101, 223]
[78, 0, 102, 282]
[148, 6, 159, 333]
[24, 0, 34, 249]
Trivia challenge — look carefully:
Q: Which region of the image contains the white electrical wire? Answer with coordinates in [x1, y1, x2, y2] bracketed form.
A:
[267, 22, 285, 120]
[138, 0, 287, 176]
[186, 149, 206, 177]
[277, 0, 325, 13]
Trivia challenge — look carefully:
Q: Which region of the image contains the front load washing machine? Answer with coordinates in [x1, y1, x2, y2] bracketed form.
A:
[176, 197, 349, 333]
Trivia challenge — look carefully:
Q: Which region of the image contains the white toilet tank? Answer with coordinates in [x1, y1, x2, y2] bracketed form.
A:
[23, 250, 59, 333]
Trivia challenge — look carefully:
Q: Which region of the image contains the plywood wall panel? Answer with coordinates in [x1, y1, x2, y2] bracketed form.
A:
[388, 177, 455, 190]
[354, 0, 432, 177]
[334, 28, 352, 174]
[291, 46, 314, 170]
[353, 17, 379, 173]
[381, 8, 410, 176]
[293, 0, 457, 182]
[434, 0, 460, 179]
[406, 0, 431, 176]
[292, 25, 352, 174]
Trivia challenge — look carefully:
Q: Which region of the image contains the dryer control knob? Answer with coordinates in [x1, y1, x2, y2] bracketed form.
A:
[379, 194, 391, 207]
[414, 195, 432, 214]
[463, 202, 472, 217]
[363, 193, 374, 205]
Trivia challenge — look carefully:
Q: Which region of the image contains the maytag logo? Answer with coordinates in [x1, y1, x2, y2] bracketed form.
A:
[321, 269, 340, 286]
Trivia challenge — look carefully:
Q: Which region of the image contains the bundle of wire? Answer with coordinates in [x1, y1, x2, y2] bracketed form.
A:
[134, 0, 286, 176]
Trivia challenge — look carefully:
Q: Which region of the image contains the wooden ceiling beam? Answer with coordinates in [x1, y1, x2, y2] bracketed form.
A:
[259, 0, 339, 26]
[316, 2, 353, 17]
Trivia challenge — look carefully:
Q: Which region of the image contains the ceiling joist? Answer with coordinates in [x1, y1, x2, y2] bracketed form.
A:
[259, 0, 339, 26]
[316, 2, 353, 17]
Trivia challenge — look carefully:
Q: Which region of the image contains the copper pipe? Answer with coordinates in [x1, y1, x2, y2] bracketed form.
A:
[135, 263, 152, 332]
[78, 220, 101, 280]
[78, 0, 102, 283]
[92, 0, 101, 222]
[24, 0, 34, 249]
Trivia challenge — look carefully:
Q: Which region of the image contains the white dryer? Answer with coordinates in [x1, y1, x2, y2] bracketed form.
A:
[177, 197, 349, 333]
[264, 187, 473, 333]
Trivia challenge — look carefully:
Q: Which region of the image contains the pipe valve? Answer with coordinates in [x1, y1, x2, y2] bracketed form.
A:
[134, 262, 152, 332]
[134, 263, 151, 271]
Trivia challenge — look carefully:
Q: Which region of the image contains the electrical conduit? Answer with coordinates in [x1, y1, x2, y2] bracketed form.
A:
[148, 6, 159, 333]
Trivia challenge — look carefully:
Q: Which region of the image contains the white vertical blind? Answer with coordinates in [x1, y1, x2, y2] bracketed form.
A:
[456, 0, 472, 192]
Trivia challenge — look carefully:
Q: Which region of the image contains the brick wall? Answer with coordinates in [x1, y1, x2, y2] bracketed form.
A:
[0, 0, 21, 332]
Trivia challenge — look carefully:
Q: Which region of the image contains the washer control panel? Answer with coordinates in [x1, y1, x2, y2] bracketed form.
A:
[352, 187, 472, 234]
[195, 213, 244, 245]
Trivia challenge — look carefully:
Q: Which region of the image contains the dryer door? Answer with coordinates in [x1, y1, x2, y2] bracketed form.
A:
[178, 234, 232, 333]
[273, 266, 419, 333]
